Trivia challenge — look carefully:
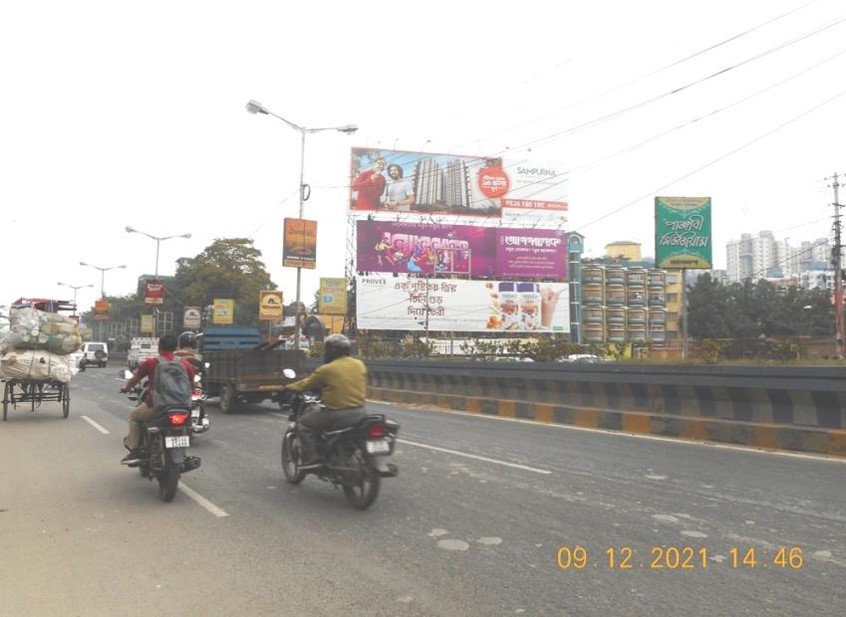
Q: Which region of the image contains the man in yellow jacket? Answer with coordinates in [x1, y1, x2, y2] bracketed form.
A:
[284, 334, 367, 463]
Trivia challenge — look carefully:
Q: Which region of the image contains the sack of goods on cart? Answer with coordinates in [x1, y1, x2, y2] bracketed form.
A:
[0, 306, 82, 382]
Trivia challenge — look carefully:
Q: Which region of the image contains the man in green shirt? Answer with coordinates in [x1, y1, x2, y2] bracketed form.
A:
[284, 334, 367, 463]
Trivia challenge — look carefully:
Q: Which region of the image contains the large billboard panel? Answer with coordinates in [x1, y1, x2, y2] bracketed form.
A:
[349, 147, 567, 219]
[655, 196, 712, 269]
[356, 275, 570, 333]
[357, 221, 566, 280]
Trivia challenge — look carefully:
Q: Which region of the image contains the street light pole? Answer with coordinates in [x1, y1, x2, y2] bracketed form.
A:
[80, 262, 126, 298]
[246, 99, 357, 350]
[57, 282, 93, 316]
[125, 227, 192, 336]
[125, 226, 192, 278]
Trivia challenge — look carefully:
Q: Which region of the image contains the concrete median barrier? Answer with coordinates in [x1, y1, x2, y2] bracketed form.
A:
[359, 360, 846, 457]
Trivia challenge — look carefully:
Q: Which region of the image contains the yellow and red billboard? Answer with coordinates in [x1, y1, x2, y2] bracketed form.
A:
[259, 290, 284, 321]
[94, 299, 111, 321]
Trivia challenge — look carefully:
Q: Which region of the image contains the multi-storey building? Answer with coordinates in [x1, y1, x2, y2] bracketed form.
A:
[577, 260, 681, 346]
[726, 231, 831, 284]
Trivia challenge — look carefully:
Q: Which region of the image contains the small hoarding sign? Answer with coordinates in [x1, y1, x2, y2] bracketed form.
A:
[259, 290, 284, 321]
[183, 306, 202, 329]
[283, 218, 317, 269]
[212, 299, 235, 325]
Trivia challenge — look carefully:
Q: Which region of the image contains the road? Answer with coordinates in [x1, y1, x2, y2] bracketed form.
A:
[1, 368, 844, 616]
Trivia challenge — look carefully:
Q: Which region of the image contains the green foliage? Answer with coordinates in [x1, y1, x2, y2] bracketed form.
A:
[687, 274, 836, 360]
[358, 336, 435, 359]
[171, 238, 275, 327]
[698, 339, 727, 364]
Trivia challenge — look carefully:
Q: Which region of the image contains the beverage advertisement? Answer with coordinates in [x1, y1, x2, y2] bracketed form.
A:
[355, 275, 569, 333]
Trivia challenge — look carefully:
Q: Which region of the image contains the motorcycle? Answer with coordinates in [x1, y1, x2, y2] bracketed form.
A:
[122, 370, 202, 502]
[190, 366, 210, 435]
[279, 369, 399, 510]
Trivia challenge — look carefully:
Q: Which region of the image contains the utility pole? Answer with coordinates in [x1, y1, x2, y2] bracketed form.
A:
[830, 173, 844, 359]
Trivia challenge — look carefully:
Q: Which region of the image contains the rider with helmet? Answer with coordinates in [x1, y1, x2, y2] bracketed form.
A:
[174, 331, 204, 375]
[283, 333, 367, 463]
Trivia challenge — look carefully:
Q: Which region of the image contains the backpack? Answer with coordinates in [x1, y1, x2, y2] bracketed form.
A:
[151, 355, 192, 415]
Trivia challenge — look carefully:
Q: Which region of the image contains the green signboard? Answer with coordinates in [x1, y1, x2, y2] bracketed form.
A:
[654, 196, 712, 269]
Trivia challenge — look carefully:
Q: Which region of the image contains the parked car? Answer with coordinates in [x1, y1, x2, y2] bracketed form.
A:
[78, 341, 109, 368]
[556, 354, 604, 364]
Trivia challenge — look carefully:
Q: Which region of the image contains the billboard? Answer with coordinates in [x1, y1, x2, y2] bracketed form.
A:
[356, 275, 569, 333]
[349, 147, 567, 219]
[183, 306, 202, 329]
[259, 290, 283, 321]
[144, 280, 164, 305]
[94, 299, 110, 321]
[318, 278, 347, 315]
[283, 218, 317, 269]
[655, 196, 712, 269]
[213, 298, 234, 325]
[357, 221, 567, 280]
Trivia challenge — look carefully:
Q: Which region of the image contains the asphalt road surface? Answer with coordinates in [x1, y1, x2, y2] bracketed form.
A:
[1, 368, 844, 616]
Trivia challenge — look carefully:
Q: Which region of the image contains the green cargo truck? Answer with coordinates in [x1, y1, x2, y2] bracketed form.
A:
[200, 326, 305, 414]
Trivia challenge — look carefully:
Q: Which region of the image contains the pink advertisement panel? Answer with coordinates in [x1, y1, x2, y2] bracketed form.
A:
[357, 221, 567, 280]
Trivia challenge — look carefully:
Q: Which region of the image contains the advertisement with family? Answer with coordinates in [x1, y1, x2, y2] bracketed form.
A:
[355, 275, 570, 333]
[357, 220, 567, 280]
[349, 147, 567, 220]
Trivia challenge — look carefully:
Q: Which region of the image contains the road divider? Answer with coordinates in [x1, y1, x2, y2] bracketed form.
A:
[357, 360, 846, 458]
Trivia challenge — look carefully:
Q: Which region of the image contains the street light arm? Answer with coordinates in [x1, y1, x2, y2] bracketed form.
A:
[126, 228, 191, 242]
[268, 111, 305, 134]
[306, 124, 359, 134]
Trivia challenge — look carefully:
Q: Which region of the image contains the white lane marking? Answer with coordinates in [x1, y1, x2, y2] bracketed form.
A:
[81, 415, 110, 434]
[371, 401, 846, 465]
[399, 439, 551, 475]
[179, 482, 229, 518]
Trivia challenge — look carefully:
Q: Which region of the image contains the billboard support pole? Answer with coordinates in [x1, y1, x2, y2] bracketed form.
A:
[681, 269, 688, 361]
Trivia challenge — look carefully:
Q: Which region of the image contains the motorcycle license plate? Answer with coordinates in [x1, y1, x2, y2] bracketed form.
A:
[366, 439, 390, 454]
[191, 408, 200, 418]
[165, 435, 190, 448]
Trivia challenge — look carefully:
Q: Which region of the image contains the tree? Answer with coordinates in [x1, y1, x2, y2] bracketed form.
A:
[686, 273, 732, 339]
[170, 238, 276, 327]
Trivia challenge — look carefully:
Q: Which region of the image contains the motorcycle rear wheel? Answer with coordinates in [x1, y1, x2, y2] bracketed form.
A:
[158, 461, 180, 502]
[342, 446, 380, 510]
[281, 432, 305, 484]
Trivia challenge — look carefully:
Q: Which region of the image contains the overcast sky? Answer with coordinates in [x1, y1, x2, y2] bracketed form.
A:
[2, 0, 845, 313]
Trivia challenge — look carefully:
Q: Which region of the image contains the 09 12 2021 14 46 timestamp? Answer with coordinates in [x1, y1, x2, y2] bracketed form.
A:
[556, 545, 805, 571]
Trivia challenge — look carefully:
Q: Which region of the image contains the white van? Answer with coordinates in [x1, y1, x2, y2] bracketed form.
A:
[79, 341, 109, 368]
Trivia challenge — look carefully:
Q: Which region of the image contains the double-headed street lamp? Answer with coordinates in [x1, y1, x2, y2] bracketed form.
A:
[57, 281, 93, 315]
[125, 226, 191, 337]
[79, 262, 126, 299]
[125, 226, 192, 277]
[246, 99, 357, 349]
